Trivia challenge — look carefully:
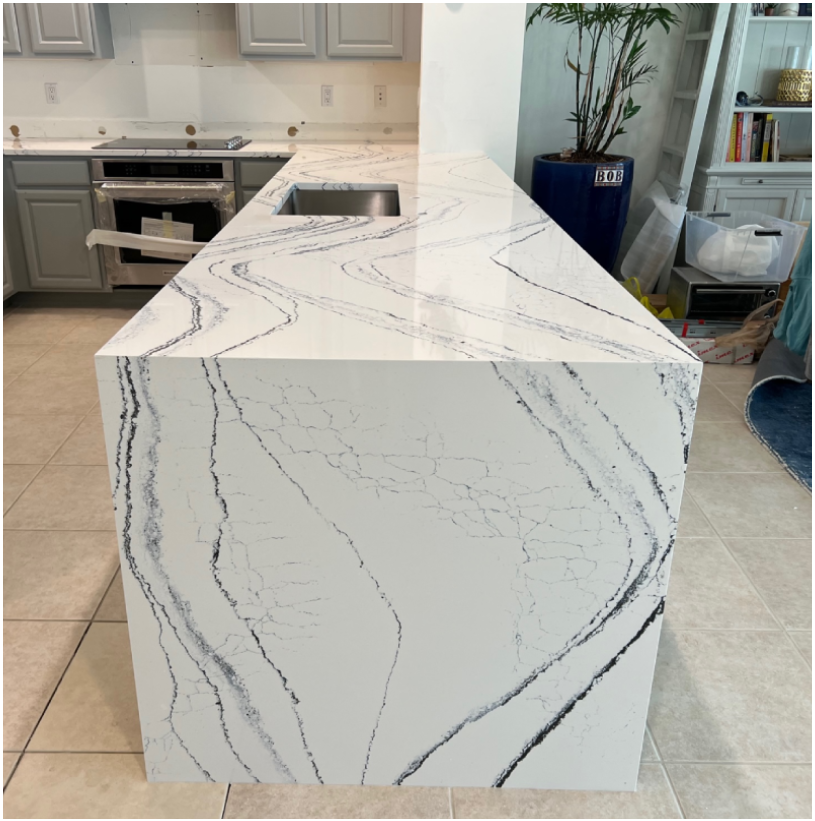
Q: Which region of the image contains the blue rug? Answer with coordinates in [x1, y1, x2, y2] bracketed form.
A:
[746, 376, 812, 490]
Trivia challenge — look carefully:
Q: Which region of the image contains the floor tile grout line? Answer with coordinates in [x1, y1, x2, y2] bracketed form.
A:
[658, 761, 686, 820]
[15, 619, 94, 757]
[3, 618, 126, 623]
[716, 538, 796, 634]
[645, 724, 661, 762]
[15, 560, 118, 758]
[2, 462, 48, 518]
[650, 759, 813, 766]
[680, 501, 788, 632]
[448, 786, 455, 819]
[221, 783, 231, 820]
[705, 379, 750, 413]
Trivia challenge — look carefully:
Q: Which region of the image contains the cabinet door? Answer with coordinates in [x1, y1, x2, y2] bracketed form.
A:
[792, 189, 812, 222]
[237, 3, 317, 57]
[238, 188, 263, 211]
[713, 187, 796, 220]
[326, 3, 403, 58]
[25, 3, 95, 54]
[16, 189, 103, 290]
[3, 4, 22, 53]
[3, 235, 14, 299]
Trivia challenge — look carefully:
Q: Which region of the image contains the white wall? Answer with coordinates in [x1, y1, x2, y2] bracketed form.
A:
[419, 3, 526, 177]
[515, 3, 687, 203]
[3, 3, 421, 142]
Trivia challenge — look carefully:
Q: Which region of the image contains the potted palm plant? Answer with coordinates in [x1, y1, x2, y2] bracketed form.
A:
[528, 3, 686, 271]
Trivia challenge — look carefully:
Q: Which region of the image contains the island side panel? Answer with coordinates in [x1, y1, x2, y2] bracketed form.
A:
[95, 354, 700, 789]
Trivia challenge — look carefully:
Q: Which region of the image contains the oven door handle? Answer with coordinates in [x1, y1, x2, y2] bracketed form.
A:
[695, 288, 768, 295]
[94, 182, 235, 201]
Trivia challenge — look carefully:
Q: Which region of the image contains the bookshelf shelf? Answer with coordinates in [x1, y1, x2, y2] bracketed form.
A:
[691, 6, 812, 222]
[733, 106, 813, 113]
[749, 15, 814, 23]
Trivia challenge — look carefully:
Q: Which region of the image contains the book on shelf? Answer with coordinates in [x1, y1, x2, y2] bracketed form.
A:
[741, 112, 751, 162]
[728, 114, 738, 161]
[734, 113, 744, 161]
[761, 114, 773, 162]
[725, 112, 785, 163]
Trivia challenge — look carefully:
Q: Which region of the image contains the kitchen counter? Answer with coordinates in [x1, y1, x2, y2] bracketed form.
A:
[95, 143, 700, 789]
[3, 137, 297, 158]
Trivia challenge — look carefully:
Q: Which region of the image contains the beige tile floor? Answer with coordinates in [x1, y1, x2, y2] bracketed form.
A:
[2, 307, 812, 819]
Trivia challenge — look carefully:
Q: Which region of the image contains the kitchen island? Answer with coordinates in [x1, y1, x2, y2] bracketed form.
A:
[95, 144, 700, 790]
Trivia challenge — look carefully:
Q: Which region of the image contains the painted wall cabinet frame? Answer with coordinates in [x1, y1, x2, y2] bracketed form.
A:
[236, 2, 415, 61]
[326, 3, 403, 58]
[3, 3, 113, 59]
[3, 4, 22, 53]
[237, 3, 318, 57]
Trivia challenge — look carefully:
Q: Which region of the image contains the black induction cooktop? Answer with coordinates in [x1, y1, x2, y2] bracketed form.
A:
[92, 136, 252, 151]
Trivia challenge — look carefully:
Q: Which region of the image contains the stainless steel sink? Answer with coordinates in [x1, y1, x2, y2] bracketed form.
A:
[274, 186, 400, 217]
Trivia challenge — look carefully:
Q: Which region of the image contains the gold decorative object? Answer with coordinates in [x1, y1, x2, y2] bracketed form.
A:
[776, 69, 813, 103]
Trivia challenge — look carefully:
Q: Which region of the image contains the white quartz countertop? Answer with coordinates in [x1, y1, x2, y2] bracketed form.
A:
[87, 142, 694, 364]
[2, 137, 300, 157]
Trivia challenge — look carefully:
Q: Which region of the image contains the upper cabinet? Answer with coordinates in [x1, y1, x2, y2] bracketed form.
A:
[237, 3, 317, 58]
[237, 3, 418, 61]
[326, 4, 403, 59]
[4, 3, 113, 59]
[3, 4, 22, 53]
[26, 2, 95, 54]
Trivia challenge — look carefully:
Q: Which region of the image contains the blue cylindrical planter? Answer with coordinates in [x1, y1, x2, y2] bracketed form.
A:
[531, 154, 634, 272]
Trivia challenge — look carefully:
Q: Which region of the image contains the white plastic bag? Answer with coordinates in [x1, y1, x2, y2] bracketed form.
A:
[616, 181, 686, 293]
[696, 224, 779, 279]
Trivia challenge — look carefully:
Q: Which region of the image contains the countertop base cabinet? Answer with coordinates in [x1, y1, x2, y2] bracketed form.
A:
[3, 236, 14, 299]
[16, 188, 103, 290]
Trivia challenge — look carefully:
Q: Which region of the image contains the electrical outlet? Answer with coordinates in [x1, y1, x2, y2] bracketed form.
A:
[321, 85, 334, 107]
[374, 85, 387, 108]
[44, 83, 58, 104]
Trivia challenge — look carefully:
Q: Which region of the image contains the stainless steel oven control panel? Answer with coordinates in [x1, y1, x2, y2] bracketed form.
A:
[92, 159, 234, 181]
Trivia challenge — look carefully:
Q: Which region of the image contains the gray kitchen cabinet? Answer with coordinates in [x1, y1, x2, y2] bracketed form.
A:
[3, 4, 22, 53]
[4, 3, 113, 58]
[326, 3, 403, 58]
[15, 188, 103, 290]
[792, 188, 812, 223]
[237, 159, 288, 210]
[237, 3, 318, 57]
[3, 235, 15, 299]
[238, 187, 263, 210]
[27, 2, 94, 53]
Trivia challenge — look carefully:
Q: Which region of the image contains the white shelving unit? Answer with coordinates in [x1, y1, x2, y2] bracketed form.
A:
[690, 5, 812, 222]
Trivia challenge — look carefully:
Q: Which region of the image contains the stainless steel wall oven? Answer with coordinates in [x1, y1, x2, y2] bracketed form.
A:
[92, 159, 236, 286]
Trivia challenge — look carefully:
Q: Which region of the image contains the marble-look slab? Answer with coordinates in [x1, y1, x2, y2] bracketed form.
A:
[95, 144, 700, 790]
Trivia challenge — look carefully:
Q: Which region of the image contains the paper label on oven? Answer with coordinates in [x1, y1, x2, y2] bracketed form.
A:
[140, 216, 195, 262]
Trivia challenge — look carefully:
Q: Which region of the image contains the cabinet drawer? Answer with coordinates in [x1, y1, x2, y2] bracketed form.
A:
[738, 176, 810, 187]
[239, 160, 287, 188]
[12, 160, 91, 186]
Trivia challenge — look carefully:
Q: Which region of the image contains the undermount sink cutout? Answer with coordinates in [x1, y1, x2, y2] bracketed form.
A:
[273, 183, 400, 217]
